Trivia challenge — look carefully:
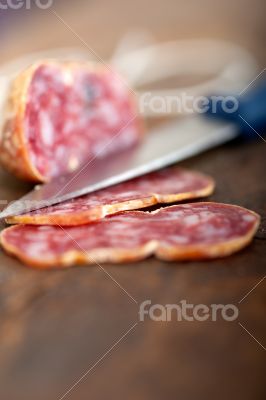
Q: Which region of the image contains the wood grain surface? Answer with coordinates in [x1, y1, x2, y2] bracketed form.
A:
[0, 1, 265, 399]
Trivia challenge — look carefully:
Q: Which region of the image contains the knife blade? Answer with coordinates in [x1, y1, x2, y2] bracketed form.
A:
[0, 116, 237, 219]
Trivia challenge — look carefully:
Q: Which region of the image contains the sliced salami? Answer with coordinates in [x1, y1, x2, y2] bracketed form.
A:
[6, 168, 215, 226]
[0, 203, 260, 268]
[0, 61, 142, 182]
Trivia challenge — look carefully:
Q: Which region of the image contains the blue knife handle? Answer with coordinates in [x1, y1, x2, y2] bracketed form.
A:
[204, 81, 266, 139]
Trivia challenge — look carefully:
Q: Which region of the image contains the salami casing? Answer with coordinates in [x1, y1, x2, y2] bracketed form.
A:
[0, 61, 142, 182]
[6, 167, 215, 226]
[0, 203, 260, 268]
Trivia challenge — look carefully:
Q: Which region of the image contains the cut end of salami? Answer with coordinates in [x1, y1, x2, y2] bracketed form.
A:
[0, 203, 260, 268]
[0, 61, 142, 182]
[6, 167, 215, 226]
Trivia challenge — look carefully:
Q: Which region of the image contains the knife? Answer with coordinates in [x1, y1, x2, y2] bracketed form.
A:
[0, 116, 237, 219]
[1, 81, 265, 220]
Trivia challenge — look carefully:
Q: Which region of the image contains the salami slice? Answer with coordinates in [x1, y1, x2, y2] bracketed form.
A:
[0, 61, 142, 182]
[0, 203, 259, 268]
[6, 168, 214, 226]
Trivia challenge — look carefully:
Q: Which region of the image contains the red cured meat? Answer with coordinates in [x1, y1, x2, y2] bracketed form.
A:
[0, 203, 260, 268]
[0, 61, 142, 182]
[6, 167, 215, 226]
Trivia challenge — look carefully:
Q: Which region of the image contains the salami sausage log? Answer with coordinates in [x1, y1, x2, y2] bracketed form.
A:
[0, 203, 260, 268]
[6, 167, 214, 226]
[0, 61, 142, 182]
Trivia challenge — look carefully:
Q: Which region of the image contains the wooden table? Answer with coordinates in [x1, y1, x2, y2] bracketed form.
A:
[0, 1, 265, 399]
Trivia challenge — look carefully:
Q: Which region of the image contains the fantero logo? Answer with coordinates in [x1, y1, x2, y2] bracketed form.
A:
[0, 0, 53, 9]
[139, 300, 239, 322]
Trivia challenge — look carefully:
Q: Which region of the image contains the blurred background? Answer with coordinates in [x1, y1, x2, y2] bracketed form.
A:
[0, 0, 265, 65]
[0, 1, 265, 400]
